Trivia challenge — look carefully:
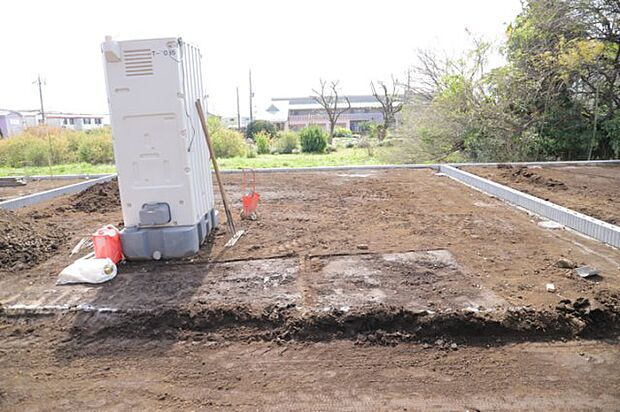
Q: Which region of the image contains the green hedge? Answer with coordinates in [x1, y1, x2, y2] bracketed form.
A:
[0, 126, 114, 167]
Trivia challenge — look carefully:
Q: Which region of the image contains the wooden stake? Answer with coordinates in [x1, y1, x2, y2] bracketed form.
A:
[195, 99, 244, 246]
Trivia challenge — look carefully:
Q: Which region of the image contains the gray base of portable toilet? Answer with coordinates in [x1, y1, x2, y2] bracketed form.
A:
[120, 209, 219, 260]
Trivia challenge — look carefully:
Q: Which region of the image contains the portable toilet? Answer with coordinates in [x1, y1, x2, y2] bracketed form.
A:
[101, 36, 217, 260]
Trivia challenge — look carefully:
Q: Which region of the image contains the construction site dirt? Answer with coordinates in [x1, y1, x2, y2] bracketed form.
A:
[467, 165, 620, 225]
[1, 168, 619, 409]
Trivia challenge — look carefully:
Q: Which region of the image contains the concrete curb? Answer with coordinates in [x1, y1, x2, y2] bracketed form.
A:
[0, 174, 116, 211]
[439, 165, 620, 249]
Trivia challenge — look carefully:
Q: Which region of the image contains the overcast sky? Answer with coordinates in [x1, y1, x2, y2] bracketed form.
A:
[0, 0, 522, 117]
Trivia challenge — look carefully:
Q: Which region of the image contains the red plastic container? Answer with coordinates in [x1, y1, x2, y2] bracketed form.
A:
[92, 225, 123, 264]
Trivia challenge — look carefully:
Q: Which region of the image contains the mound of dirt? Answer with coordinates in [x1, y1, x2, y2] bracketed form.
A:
[0, 209, 64, 271]
[71, 179, 120, 213]
[505, 167, 567, 189]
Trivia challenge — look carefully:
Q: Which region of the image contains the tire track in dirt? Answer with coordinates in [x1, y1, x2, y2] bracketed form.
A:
[296, 254, 321, 313]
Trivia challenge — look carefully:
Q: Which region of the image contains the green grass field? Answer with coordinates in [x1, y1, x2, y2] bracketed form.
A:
[219, 148, 385, 169]
[0, 148, 387, 177]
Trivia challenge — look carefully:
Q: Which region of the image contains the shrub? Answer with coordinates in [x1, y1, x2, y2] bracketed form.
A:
[377, 139, 395, 147]
[22, 138, 49, 166]
[207, 115, 223, 134]
[245, 120, 277, 140]
[276, 131, 300, 154]
[0, 126, 113, 167]
[78, 133, 114, 164]
[358, 136, 374, 156]
[333, 127, 352, 138]
[246, 145, 257, 158]
[255, 131, 271, 155]
[357, 137, 369, 148]
[211, 128, 247, 158]
[0, 135, 29, 167]
[359, 121, 378, 136]
[299, 126, 328, 153]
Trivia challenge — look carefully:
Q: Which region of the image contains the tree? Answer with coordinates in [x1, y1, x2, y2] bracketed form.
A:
[397, 38, 525, 162]
[371, 77, 404, 141]
[395, 0, 620, 163]
[245, 120, 277, 141]
[504, 0, 620, 159]
[406, 49, 450, 101]
[312, 80, 351, 142]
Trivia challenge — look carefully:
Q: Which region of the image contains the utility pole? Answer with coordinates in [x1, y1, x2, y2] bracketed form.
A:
[236, 87, 241, 130]
[34, 74, 46, 125]
[33, 74, 52, 175]
[249, 69, 254, 123]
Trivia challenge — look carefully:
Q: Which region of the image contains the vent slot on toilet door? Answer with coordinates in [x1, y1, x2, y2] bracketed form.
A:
[123, 49, 154, 77]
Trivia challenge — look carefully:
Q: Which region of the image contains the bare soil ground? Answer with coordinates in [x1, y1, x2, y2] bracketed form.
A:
[0, 209, 64, 270]
[466, 165, 620, 225]
[3, 170, 619, 315]
[0, 178, 83, 202]
[1, 319, 619, 410]
[0, 179, 120, 271]
[1, 169, 619, 409]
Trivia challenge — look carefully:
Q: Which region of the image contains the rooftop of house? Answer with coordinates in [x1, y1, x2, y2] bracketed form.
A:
[286, 101, 385, 111]
[45, 112, 105, 119]
[270, 95, 402, 111]
[257, 101, 289, 122]
[0, 109, 23, 117]
[273, 95, 383, 105]
[8, 109, 106, 118]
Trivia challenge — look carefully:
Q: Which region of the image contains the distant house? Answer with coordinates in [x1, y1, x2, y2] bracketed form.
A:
[270, 95, 392, 133]
[221, 115, 251, 130]
[221, 104, 288, 131]
[220, 104, 288, 131]
[256, 101, 289, 131]
[45, 112, 106, 131]
[14, 110, 107, 131]
[0, 110, 24, 138]
[18, 109, 41, 128]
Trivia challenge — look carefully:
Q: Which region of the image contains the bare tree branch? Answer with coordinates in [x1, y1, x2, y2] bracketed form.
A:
[313, 79, 350, 141]
[371, 76, 403, 140]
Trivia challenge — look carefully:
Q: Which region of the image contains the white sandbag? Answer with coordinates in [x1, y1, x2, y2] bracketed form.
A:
[57, 257, 117, 285]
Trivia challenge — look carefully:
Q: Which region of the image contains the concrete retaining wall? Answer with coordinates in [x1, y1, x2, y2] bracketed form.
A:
[0, 174, 116, 211]
[439, 165, 620, 249]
